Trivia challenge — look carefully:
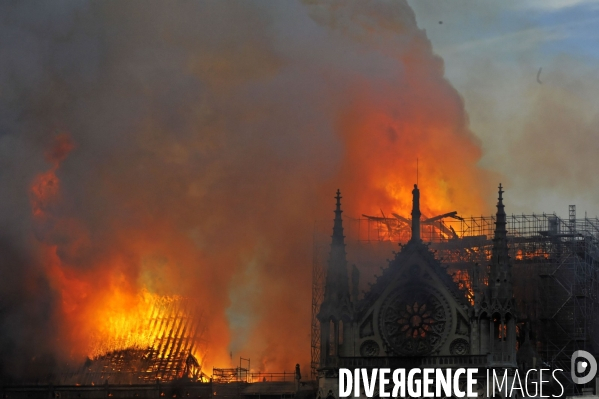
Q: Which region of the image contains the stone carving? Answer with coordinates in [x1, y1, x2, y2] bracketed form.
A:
[380, 285, 451, 355]
[360, 340, 380, 357]
[450, 338, 470, 355]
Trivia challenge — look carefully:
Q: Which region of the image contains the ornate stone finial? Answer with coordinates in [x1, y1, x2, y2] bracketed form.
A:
[495, 183, 507, 238]
[332, 189, 344, 246]
[411, 184, 421, 242]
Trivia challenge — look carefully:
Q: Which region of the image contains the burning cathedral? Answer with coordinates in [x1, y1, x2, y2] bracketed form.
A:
[314, 185, 588, 398]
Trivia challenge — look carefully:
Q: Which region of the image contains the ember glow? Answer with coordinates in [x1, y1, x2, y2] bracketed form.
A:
[451, 269, 474, 305]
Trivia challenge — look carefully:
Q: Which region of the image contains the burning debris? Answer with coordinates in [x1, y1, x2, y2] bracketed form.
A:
[362, 210, 463, 242]
[61, 295, 207, 385]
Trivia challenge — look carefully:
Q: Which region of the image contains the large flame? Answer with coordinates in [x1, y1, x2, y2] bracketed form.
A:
[334, 74, 490, 219]
[29, 136, 208, 370]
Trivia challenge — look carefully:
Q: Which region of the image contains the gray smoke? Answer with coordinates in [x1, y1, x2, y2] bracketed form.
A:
[0, 0, 491, 381]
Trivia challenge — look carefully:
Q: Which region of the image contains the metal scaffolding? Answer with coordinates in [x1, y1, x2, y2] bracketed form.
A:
[311, 210, 599, 395]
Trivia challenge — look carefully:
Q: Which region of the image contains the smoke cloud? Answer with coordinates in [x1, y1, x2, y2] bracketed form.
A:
[0, 0, 492, 381]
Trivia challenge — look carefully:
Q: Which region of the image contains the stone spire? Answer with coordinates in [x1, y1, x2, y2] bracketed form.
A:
[490, 183, 513, 300]
[318, 190, 353, 367]
[483, 184, 517, 367]
[410, 184, 421, 242]
[321, 189, 350, 308]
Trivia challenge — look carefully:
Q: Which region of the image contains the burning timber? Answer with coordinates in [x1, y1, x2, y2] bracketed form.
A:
[1, 290, 316, 399]
[60, 348, 204, 385]
[59, 295, 207, 385]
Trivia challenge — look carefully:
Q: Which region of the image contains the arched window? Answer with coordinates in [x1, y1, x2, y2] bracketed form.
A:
[493, 314, 507, 341]
[493, 315, 501, 340]
[499, 323, 507, 340]
[339, 320, 344, 346]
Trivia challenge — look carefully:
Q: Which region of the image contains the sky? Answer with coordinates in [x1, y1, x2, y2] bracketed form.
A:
[408, 0, 599, 216]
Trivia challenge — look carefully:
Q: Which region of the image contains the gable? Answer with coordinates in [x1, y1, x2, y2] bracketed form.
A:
[355, 241, 473, 356]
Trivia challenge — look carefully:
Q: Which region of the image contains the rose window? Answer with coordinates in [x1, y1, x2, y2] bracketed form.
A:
[397, 302, 434, 338]
[380, 286, 451, 355]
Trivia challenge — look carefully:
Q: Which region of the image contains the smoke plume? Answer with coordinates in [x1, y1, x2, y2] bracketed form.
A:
[0, 0, 491, 381]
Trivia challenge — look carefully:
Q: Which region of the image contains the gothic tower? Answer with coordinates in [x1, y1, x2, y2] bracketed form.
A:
[317, 190, 353, 368]
[479, 184, 517, 366]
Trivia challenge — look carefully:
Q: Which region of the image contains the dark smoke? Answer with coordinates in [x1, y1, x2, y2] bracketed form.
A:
[0, 236, 59, 383]
[0, 0, 491, 381]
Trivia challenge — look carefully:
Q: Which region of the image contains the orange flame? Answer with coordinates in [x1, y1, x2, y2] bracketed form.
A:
[333, 81, 491, 221]
[29, 135, 208, 368]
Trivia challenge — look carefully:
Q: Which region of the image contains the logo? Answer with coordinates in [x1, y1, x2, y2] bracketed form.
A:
[571, 350, 597, 384]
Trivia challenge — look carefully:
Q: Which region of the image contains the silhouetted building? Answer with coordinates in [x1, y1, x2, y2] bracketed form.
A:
[316, 185, 518, 398]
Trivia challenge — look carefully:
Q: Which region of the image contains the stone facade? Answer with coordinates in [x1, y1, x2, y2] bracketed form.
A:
[316, 185, 518, 399]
